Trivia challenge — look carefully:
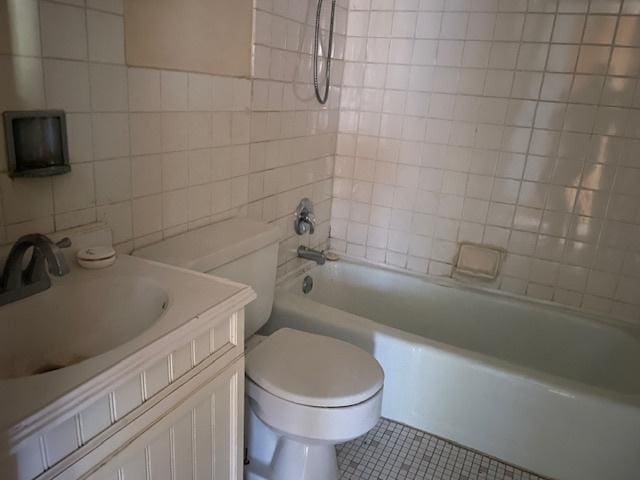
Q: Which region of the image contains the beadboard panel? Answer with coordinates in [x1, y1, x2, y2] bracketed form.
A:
[84, 359, 243, 480]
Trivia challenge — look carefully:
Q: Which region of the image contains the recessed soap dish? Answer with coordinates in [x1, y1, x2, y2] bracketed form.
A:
[454, 243, 502, 280]
[3, 110, 71, 177]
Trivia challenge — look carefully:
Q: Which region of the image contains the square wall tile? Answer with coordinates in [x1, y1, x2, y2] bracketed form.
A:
[92, 113, 130, 160]
[212, 76, 234, 111]
[187, 184, 212, 221]
[232, 79, 252, 111]
[0, 175, 52, 224]
[43, 59, 90, 112]
[162, 151, 188, 191]
[90, 63, 128, 111]
[53, 163, 95, 213]
[552, 14, 585, 43]
[584, 15, 617, 44]
[96, 201, 132, 244]
[130, 113, 162, 155]
[40, 1, 87, 60]
[66, 113, 93, 164]
[188, 73, 212, 111]
[132, 194, 162, 237]
[95, 157, 131, 205]
[132, 154, 162, 197]
[161, 71, 188, 111]
[128, 68, 161, 111]
[162, 188, 188, 228]
[87, 10, 124, 63]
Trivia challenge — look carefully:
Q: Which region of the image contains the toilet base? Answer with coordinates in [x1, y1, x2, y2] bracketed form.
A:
[245, 379, 382, 480]
[245, 407, 339, 480]
[245, 438, 338, 480]
[272, 437, 338, 480]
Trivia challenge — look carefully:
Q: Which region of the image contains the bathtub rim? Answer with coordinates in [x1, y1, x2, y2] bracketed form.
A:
[274, 260, 640, 407]
[280, 253, 640, 340]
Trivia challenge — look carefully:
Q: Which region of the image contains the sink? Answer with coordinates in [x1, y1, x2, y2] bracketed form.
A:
[0, 275, 169, 379]
[0, 226, 253, 443]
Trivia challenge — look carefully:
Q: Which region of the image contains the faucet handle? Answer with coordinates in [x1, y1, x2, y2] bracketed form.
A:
[56, 237, 72, 249]
[294, 198, 317, 235]
[304, 212, 316, 234]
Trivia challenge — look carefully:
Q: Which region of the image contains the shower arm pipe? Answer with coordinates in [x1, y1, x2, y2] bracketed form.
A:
[313, 0, 337, 105]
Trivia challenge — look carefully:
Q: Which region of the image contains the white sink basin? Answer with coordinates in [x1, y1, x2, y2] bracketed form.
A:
[0, 275, 169, 379]
[0, 239, 253, 437]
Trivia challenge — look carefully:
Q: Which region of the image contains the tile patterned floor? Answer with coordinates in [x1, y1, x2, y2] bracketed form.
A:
[336, 418, 548, 480]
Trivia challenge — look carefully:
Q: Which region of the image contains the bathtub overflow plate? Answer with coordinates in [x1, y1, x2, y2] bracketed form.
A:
[302, 275, 313, 294]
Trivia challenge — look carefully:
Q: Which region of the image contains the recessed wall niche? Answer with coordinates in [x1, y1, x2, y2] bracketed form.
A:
[2, 111, 70, 178]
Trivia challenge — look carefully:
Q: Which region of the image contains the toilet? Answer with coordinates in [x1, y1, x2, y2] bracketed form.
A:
[135, 217, 384, 480]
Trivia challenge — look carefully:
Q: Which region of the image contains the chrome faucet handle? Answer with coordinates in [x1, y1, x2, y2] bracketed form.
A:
[294, 198, 316, 235]
[303, 211, 316, 234]
[56, 237, 72, 249]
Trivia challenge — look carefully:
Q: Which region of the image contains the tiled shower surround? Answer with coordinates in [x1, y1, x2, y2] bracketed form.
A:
[251, 0, 347, 273]
[2, 0, 640, 323]
[0, 0, 347, 274]
[331, 0, 640, 324]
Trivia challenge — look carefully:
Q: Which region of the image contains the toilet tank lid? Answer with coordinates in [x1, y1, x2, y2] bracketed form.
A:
[133, 217, 280, 272]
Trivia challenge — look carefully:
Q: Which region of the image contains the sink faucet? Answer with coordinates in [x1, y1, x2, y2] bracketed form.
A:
[0, 234, 71, 307]
[297, 245, 326, 265]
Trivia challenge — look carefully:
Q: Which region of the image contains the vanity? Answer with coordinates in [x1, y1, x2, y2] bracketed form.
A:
[0, 224, 255, 480]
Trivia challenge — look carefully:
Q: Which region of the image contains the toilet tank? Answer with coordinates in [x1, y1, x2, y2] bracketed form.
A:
[134, 217, 280, 337]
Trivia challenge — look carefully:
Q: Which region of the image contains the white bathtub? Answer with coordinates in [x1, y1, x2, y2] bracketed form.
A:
[263, 260, 640, 480]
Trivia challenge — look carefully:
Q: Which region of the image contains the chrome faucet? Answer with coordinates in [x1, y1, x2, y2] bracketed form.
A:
[294, 198, 316, 235]
[297, 245, 326, 265]
[0, 234, 71, 306]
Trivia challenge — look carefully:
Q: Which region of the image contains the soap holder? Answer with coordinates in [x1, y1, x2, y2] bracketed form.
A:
[454, 243, 503, 280]
[77, 246, 116, 269]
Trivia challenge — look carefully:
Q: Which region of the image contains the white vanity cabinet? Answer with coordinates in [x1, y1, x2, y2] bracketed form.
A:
[84, 358, 243, 480]
[44, 310, 246, 480]
[1, 290, 252, 480]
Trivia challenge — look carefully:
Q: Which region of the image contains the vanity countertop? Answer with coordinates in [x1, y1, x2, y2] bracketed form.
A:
[0, 253, 255, 441]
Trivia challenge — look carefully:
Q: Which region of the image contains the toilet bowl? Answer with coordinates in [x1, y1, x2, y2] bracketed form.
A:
[245, 328, 384, 480]
[134, 218, 383, 480]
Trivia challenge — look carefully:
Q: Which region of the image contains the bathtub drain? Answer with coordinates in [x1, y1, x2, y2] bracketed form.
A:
[302, 275, 313, 294]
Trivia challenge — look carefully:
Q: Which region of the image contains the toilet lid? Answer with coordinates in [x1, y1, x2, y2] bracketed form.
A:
[246, 328, 384, 408]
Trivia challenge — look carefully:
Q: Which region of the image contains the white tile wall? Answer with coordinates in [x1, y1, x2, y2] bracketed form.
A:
[6, 0, 637, 322]
[332, 0, 640, 324]
[0, 0, 341, 273]
[246, 0, 347, 274]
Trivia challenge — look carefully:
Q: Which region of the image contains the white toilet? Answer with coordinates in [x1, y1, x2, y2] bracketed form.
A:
[135, 217, 384, 480]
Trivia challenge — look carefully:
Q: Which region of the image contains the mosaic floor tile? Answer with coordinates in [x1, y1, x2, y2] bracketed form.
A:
[337, 418, 548, 480]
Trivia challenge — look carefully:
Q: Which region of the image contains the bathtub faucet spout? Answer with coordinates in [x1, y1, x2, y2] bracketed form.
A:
[297, 245, 326, 265]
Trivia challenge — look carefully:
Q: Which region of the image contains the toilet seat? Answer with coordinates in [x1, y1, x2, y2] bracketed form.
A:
[246, 377, 383, 444]
[246, 328, 384, 408]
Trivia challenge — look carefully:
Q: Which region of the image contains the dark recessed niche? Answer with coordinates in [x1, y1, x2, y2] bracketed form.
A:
[3, 110, 71, 178]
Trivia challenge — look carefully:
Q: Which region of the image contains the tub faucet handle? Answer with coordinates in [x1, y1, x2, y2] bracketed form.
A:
[294, 198, 316, 235]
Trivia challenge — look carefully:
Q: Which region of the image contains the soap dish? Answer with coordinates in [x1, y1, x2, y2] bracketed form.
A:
[77, 246, 116, 269]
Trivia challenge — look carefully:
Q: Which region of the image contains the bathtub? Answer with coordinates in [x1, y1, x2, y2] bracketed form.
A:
[262, 260, 640, 480]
